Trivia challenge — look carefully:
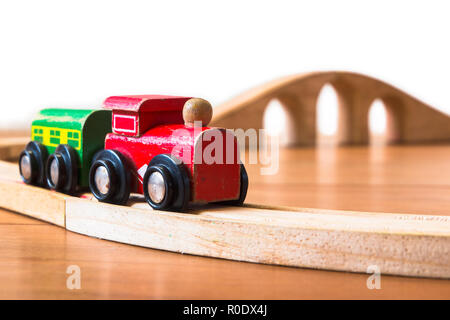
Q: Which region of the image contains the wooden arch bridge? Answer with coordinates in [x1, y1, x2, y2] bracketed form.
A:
[211, 71, 450, 146]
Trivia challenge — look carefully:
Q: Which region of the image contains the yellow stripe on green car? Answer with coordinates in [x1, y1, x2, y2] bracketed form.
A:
[31, 108, 112, 187]
[32, 126, 82, 150]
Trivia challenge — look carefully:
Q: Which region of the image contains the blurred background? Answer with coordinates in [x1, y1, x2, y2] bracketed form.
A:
[1, 0, 449, 139]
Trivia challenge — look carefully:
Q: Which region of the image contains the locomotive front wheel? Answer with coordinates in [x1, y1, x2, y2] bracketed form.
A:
[143, 154, 190, 212]
[144, 165, 174, 210]
[89, 149, 131, 205]
[19, 141, 48, 186]
[46, 144, 79, 194]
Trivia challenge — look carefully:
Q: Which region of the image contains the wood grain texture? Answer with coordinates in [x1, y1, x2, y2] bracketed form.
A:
[245, 145, 450, 215]
[2, 68, 450, 298]
[0, 138, 449, 278]
[0, 136, 449, 298]
[1, 208, 449, 300]
[65, 198, 450, 278]
[0, 180, 66, 227]
[211, 71, 450, 145]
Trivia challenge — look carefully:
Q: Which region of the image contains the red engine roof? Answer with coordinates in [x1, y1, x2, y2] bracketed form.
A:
[103, 95, 191, 113]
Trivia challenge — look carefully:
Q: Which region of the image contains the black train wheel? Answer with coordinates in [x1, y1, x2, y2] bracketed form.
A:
[46, 144, 79, 194]
[143, 154, 190, 212]
[89, 149, 131, 205]
[19, 141, 49, 187]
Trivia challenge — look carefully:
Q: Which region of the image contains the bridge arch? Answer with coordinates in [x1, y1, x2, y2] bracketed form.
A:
[211, 71, 450, 146]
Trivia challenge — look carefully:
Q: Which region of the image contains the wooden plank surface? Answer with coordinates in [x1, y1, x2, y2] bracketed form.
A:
[1, 208, 450, 299]
[245, 145, 450, 215]
[0, 137, 449, 298]
[0, 180, 66, 227]
[65, 198, 450, 278]
[1, 144, 450, 278]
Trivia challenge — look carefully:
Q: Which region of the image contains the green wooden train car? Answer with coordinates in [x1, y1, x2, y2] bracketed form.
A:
[19, 109, 111, 193]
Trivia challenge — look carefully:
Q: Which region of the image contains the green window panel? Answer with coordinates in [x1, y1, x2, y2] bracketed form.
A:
[50, 129, 61, 137]
[73, 132, 79, 139]
[68, 139, 79, 148]
[34, 136, 43, 143]
[39, 129, 43, 134]
[50, 137, 60, 145]
[68, 132, 73, 138]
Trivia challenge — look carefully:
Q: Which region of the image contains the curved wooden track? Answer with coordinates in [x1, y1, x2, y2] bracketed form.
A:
[0, 137, 449, 279]
[211, 71, 450, 145]
[1, 72, 450, 283]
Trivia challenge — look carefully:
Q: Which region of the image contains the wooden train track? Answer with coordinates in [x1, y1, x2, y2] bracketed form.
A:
[0, 137, 449, 279]
[1, 71, 450, 279]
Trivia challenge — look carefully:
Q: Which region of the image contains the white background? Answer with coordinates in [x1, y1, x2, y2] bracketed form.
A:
[0, 0, 449, 130]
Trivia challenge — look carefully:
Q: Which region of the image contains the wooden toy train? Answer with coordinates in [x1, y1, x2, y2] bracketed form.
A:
[18, 95, 248, 211]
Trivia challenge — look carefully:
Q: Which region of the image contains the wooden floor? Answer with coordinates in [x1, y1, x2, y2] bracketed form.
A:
[246, 144, 450, 215]
[1, 144, 450, 299]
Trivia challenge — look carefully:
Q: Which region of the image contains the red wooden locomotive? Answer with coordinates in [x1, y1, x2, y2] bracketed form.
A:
[96, 95, 248, 211]
[19, 95, 248, 212]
